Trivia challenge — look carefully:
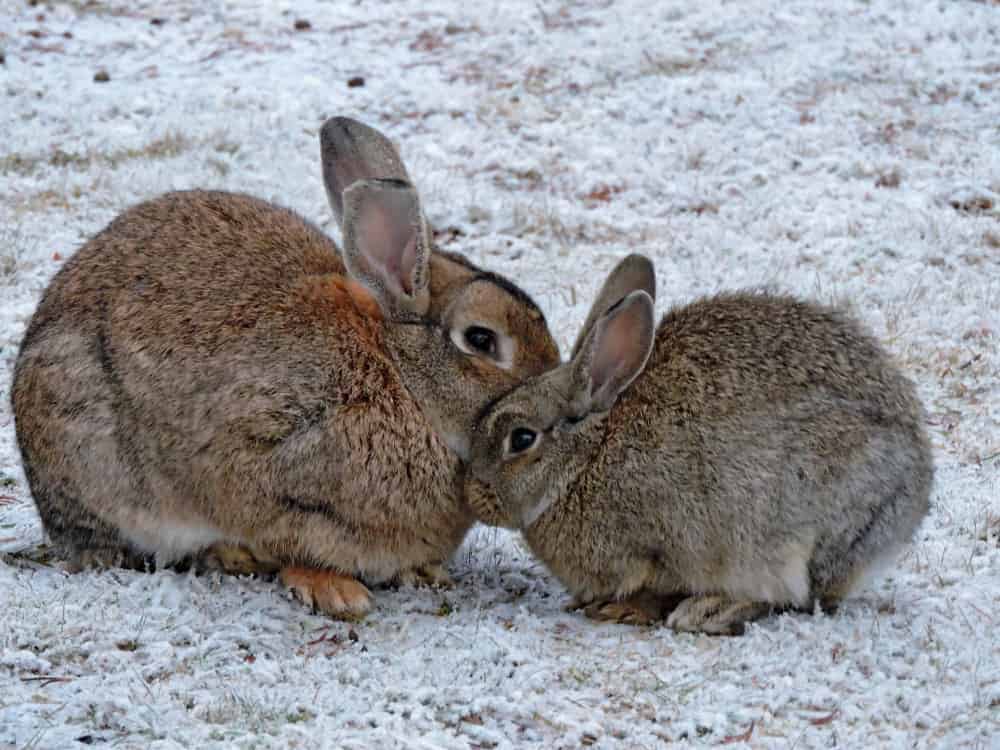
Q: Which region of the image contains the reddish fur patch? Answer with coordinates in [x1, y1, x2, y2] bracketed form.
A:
[298, 275, 384, 350]
[342, 278, 382, 321]
[319, 275, 382, 323]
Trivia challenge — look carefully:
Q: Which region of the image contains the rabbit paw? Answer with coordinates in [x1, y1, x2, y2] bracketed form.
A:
[202, 543, 280, 576]
[666, 594, 771, 636]
[280, 567, 373, 620]
[392, 563, 454, 589]
[582, 591, 686, 626]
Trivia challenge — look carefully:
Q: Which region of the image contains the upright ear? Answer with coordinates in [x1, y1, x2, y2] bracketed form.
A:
[571, 254, 656, 358]
[342, 179, 431, 318]
[570, 290, 655, 413]
[320, 117, 411, 228]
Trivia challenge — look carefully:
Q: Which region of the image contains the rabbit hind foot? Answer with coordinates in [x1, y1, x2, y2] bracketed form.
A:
[280, 566, 373, 620]
[666, 594, 773, 636]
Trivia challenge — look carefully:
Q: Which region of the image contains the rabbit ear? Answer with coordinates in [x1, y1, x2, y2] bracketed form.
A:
[571, 290, 655, 413]
[342, 178, 431, 318]
[571, 254, 656, 359]
[320, 117, 411, 229]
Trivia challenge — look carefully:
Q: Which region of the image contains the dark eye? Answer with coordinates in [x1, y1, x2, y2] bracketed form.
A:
[464, 326, 497, 355]
[508, 427, 537, 454]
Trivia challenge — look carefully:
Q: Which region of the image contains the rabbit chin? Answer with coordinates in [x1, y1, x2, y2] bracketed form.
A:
[465, 478, 518, 529]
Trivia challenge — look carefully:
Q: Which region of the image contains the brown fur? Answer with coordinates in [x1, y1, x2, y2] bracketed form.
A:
[12, 120, 560, 619]
[466, 255, 933, 635]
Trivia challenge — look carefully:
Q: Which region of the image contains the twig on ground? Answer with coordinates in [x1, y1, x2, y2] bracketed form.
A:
[21, 675, 73, 687]
[809, 709, 839, 726]
[722, 721, 755, 743]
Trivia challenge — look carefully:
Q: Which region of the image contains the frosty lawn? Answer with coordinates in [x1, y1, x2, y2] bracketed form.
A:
[1, 0, 998, 748]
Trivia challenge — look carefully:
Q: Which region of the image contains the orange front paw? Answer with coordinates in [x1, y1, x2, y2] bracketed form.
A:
[279, 567, 373, 620]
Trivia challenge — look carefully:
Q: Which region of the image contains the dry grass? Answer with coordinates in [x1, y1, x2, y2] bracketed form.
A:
[641, 50, 706, 77]
[26, 0, 140, 18]
[0, 133, 239, 178]
[0, 226, 34, 287]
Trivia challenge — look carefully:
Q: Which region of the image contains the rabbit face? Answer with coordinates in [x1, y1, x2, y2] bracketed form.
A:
[466, 289, 657, 529]
[466, 368, 596, 529]
[386, 266, 559, 459]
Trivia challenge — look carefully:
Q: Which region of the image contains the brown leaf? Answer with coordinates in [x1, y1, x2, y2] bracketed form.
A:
[587, 186, 612, 202]
[410, 30, 446, 52]
[722, 720, 755, 744]
[809, 710, 839, 726]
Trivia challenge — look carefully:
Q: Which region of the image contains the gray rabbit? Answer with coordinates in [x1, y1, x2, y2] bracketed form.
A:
[12, 118, 559, 619]
[465, 255, 932, 634]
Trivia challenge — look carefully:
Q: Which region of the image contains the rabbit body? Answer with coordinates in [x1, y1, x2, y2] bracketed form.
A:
[13, 190, 468, 578]
[13, 119, 560, 620]
[541, 292, 928, 603]
[467, 261, 932, 633]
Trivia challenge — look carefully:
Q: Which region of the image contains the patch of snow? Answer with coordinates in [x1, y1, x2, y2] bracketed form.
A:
[1, 0, 998, 747]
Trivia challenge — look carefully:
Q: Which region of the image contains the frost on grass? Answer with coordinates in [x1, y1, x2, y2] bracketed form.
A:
[1, 0, 999, 748]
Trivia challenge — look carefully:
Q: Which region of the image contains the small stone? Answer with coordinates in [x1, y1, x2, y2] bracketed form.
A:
[347, 76, 365, 88]
[150, 17, 166, 26]
[93, 70, 110, 83]
[294, 19, 312, 31]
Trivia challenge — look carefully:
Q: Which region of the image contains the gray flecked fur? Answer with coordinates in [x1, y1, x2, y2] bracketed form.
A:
[466, 254, 933, 634]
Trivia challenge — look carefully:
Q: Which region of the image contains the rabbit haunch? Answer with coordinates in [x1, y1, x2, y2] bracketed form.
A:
[11, 117, 559, 620]
[465, 255, 932, 635]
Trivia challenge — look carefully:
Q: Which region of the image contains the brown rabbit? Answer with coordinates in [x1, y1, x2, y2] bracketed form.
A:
[11, 117, 559, 619]
[465, 255, 933, 635]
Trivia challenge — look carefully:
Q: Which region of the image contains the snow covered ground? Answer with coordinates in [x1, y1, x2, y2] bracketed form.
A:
[1, 0, 998, 746]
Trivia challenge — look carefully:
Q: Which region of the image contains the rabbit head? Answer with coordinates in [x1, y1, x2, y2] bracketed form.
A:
[321, 118, 560, 458]
[466, 255, 656, 528]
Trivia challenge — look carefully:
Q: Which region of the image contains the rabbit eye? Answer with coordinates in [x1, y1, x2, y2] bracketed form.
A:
[464, 326, 497, 355]
[508, 427, 537, 454]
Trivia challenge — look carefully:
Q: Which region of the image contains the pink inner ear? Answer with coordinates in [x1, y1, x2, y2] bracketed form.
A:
[357, 195, 418, 296]
[400, 235, 418, 295]
[589, 299, 650, 398]
[590, 330, 629, 394]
